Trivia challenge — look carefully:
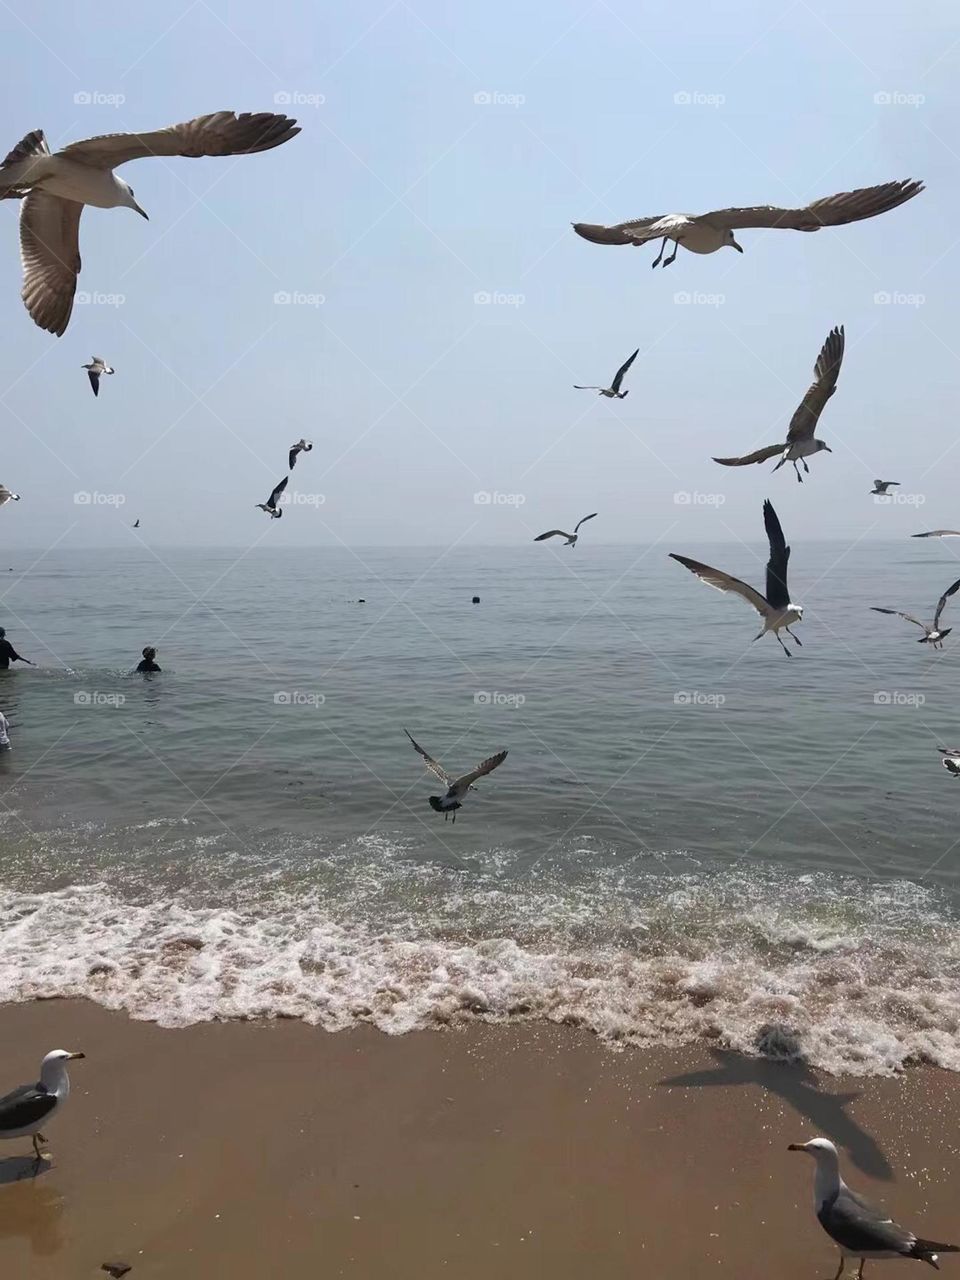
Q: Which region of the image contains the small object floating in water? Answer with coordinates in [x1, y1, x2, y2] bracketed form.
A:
[101, 1265, 132, 1279]
[472, 596, 480, 604]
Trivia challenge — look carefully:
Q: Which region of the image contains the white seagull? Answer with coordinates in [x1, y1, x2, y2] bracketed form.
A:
[0, 111, 300, 336]
[574, 347, 639, 399]
[870, 576, 960, 649]
[404, 728, 507, 823]
[0, 1048, 85, 1165]
[670, 499, 803, 657]
[870, 480, 900, 495]
[788, 1138, 958, 1279]
[82, 356, 114, 397]
[0, 484, 21, 508]
[256, 476, 288, 519]
[713, 327, 844, 483]
[288, 438, 313, 470]
[938, 747, 960, 778]
[534, 513, 597, 548]
[572, 180, 923, 268]
[912, 530, 960, 539]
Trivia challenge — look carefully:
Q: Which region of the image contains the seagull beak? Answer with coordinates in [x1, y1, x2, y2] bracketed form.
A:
[787, 1143, 806, 1152]
[824, 445, 833, 452]
[731, 239, 743, 253]
[67, 1051, 85, 1060]
[132, 202, 149, 220]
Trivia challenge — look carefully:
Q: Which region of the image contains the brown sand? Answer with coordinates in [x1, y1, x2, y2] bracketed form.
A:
[0, 1002, 958, 1279]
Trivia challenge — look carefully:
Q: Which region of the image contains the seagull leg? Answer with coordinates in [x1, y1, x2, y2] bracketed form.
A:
[663, 240, 679, 266]
[802, 459, 810, 473]
[776, 632, 792, 657]
[793, 461, 804, 483]
[651, 237, 668, 268]
[786, 627, 802, 646]
[857, 1261, 865, 1280]
[831, 1261, 844, 1280]
[753, 630, 764, 642]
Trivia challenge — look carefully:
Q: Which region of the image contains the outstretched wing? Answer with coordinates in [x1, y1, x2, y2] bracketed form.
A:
[59, 112, 300, 167]
[669, 553, 770, 618]
[786, 326, 844, 443]
[574, 513, 598, 535]
[19, 191, 83, 337]
[571, 215, 664, 245]
[87, 370, 100, 397]
[535, 530, 572, 542]
[763, 500, 790, 609]
[288, 445, 300, 470]
[573, 385, 602, 391]
[933, 577, 960, 629]
[403, 728, 451, 784]
[701, 181, 924, 231]
[713, 444, 785, 467]
[267, 475, 289, 508]
[454, 749, 508, 792]
[611, 348, 639, 392]
[870, 607, 927, 630]
[912, 530, 960, 538]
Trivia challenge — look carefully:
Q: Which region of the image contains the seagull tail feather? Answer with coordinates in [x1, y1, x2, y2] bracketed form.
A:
[0, 129, 49, 184]
[912, 1240, 960, 1268]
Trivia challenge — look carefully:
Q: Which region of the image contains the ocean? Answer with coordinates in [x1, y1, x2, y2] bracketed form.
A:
[1, 541, 959, 1076]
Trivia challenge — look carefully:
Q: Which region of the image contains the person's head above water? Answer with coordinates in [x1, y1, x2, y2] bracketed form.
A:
[0, 628, 5, 638]
[142, 646, 156, 660]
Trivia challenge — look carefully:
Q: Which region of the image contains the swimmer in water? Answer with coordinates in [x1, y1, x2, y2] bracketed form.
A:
[0, 628, 34, 670]
[136, 646, 161, 673]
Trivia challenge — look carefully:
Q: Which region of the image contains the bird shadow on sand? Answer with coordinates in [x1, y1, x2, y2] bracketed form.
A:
[659, 1047, 892, 1181]
[0, 1155, 54, 1187]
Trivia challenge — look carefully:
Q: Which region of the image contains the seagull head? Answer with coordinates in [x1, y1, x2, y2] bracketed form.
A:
[790, 603, 804, 619]
[724, 230, 743, 253]
[788, 1138, 839, 1163]
[119, 179, 149, 220]
[815, 441, 832, 454]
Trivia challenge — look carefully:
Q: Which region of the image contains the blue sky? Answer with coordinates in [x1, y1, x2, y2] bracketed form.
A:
[0, 0, 957, 548]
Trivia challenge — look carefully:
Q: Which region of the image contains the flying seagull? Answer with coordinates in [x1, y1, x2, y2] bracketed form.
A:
[0, 111, 300, 336]
[670, 500, 802, 657]
[82, 355, 114, 397]
[713, 327, 844, 483]
[871, 480, 900, 495]
[870, 576, 960, 648]
[534, 513, 597, 548]
[938, 747, 960, 778]
[574, 347, 639, 399]
[912, 530, 960, 539]
[288, 438, 313, 470]
[256, 476, 288, 519]
[572, 180, 924, 268]
[132, 519, 140, 529]
[0, 1048, 84, 1165]
[0, 484, 21, 508]
[789, 1138, 958, 1278]
[404, 728, 507, 823]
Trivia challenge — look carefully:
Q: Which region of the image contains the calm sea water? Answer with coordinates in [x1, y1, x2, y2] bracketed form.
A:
[1, 542, 959, 1074]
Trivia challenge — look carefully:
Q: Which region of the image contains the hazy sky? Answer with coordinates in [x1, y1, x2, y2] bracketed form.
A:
[0, 0, 957, 549]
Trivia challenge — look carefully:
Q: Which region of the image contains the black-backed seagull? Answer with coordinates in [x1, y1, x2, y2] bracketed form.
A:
[912, 530, 960, 539]
[404, 728, 507, 823]
[82, 355, 114, 397]
[788, 1138, 958, 1278]
[870, 576, 960, 648]
[871, 480, 899, 495]
[938, 747, 960, 778]
[713, 327, 843, 483]
[256, 476, 288, 519]
[0, 112, 300, 336]
[574, 348, 639, 399]
[288, 438, 313, 470]
[572, 180, 923, 268]
[534, 512, 597, 548]
[0, 484, 21, 508]
[670, 499, 802, 657]
[0, 1048, 84, 1165]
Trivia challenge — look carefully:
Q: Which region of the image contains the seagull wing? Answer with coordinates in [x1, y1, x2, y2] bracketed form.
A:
[573, 385, 603, 391]
[88, 370, 100, 397]
[58, 112, 300, 167]
[700, 181, 924, 231]
[713, 444, 785, 467]
[669, 553, 770, 618]
[0, 1083, 57, 1132]
[610, 348, 640, 393]
[763, 500, 790, 610]
[535, 530, 573, 541]
[571, 216, 664, 245]
[870, 607, 928, 630]
[786, 326, 844, 442]
[452, 749, 508, 794]
[875, 480, 899, 488]
[288, 445, 300, 470]
[933, 577, 960, 629]
[912, 530, 960, 538]
[819, 1186, 918, 1259]
[574, 513, 598, 535]
[937, 746, 960, 756]
[19, 191, 83, 337]
[403, 728, 451, 784]
[267, 475, 289, 509]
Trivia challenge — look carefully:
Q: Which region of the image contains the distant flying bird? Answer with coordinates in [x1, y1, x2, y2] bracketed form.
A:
[82, 355, 114, 397]
[0, 484, 21, 508]
[256, 476, 288, 519]
[670, 500, 802, 657]
[0, 1048, 84, 1164]
[534, 513, 597, 548]
[404, 728, 507, 823]
[0, 111, 301, 336]
[572, 180, 924, 268]
[870, 576, 960, 648]
[288, 438, 313, 470]
[788, 1138, 958, 1278]
[132, 519, 140, 529]
[912, 530, 960, 539]
[870, 480, 899, 495]
[938, 747, 960, 778]
[713, 327, 843, 483]
[574, 347, 639, 399]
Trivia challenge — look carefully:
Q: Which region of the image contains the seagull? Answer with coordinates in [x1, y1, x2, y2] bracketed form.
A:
[256, 476, 288, 519]
[574, 348, 639, 399]
[870, 577, 960, 648]
[0, 111, 300, 336]
[82, 356, 114, 397]
[713, 327, 844, 482]
[871, 480, 900, 495]
[0, 1049, 85, 1165]
[938, 747, 960, 777]
[404, 728, 507, 823]
[0, 485, 21, 508]
[670, 499, 802, 657]
[912, 530, 960, 539]
[534, 513, 597, 548]
[288, 438, 313, 470]
[788, 1138, 958, 1278]
[572, 180, 924, 268]
[132, 519, 140, 529]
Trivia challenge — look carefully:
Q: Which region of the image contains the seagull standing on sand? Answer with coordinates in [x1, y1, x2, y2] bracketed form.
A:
[572, 180, 923, 268]
[534, 513, 597, 548]
[288, 439, 313, 470]
[670, 500, 803, 657]
[871, 480, 900, 496]
[713, 327, 844, 483]
[82, 356, 114, 397]
[0, 1049, 84, 1165]
[256, 476, 288, 519]
[789, 1138, 958, 1278]
[404, 728, 507, 823]
[0, 484, 21, 508]
[0, 111, 300, 336]
[870, 577, 960, 649]
[574, 348, 639, 398]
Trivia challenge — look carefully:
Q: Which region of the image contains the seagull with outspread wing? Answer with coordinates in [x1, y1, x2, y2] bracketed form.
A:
[912, 530, 960, 539]
[534, 513, 597, 548]
[0, 484, 21, 508]
[871, 576, 960, 648]
[870, 480, 899, 495]
[574, 347, 639, 399]
[713, 327, 843, 483]
[0, 111, 300, 336]
[572, 180, 923, 268]
[82, 356, 114, 397]
[256, 476, 288, 520]
[288, 439, 313, 470]
[404, 728, 507, 822]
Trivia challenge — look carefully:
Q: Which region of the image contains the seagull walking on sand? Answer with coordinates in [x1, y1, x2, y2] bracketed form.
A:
[670, 500, 803, 657]
[534, 513, 597, 548]
[871, 480, 899, 496]
[789, 1138, 958, 1278]
[713, 327, 844, 482]
[0, 111, 300, 336]
[404, 728, 507, 823]
[256, 476, 288, 519]
[82, 356, 114, 397]
[870, 576, 960, 649]
[572, 180, 923, 268]
[574, 347, 639, 399]
[288, 439, 313, 470]
[0, 1049, 85, 1167]
[0, 485, 21, 508]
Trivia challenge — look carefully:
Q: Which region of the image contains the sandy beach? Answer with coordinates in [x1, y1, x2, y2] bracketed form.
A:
[0, 1002, 957, 1279]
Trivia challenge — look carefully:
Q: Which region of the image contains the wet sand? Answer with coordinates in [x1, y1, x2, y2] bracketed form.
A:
[0, 1001, 958, 1279]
